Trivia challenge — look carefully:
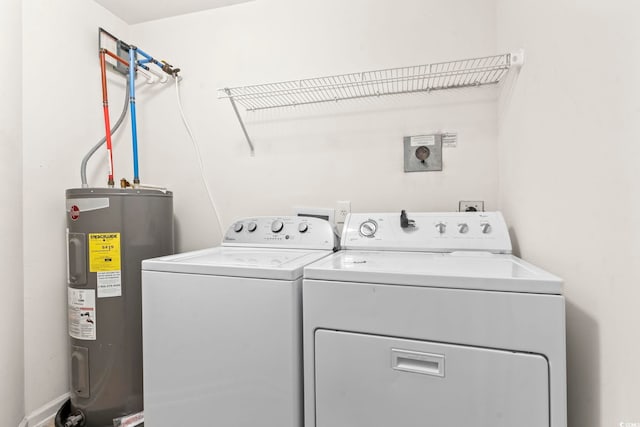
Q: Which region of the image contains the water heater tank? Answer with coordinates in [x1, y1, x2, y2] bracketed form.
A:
[65, 188, 174, 426]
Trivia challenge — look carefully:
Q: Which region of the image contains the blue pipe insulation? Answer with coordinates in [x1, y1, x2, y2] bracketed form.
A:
[136, 47, 165, 71]
[136, 47, 153, 60]
[129, 47, 140, 183]
[137, 58, 152, 65]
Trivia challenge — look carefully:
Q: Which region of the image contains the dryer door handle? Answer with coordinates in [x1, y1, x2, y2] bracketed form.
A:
[391, 349, 445, 377]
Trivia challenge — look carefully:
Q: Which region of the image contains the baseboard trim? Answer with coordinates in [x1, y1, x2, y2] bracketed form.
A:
[19, 393, 70, 427]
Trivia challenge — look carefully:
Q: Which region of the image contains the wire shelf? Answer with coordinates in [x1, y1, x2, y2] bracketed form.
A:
[219, 51, 524, 153]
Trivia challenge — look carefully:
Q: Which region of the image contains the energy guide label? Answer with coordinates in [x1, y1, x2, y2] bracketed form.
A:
[89, 232, 122, 298]
[89, 233, 121, 272]
[68, 288, 96, 340]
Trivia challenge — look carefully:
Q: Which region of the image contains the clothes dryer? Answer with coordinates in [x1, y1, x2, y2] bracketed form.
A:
[142, 216, 336, 427]
[303, 212, 566, 427]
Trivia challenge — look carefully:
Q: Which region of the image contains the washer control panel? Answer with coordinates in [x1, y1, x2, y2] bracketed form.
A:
[223, 216, 337, 250]
[343, 212, 511, 253]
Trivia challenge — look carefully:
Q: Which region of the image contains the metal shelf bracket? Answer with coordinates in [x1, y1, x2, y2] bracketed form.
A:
[224, 88, 255, 155]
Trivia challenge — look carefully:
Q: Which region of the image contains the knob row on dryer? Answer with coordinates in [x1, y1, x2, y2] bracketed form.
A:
[434, 222, 492, 234]
[343, 212, 511, 253]
[358, 220, 492, 238]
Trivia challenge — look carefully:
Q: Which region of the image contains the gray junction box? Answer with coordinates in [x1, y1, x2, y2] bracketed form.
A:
[65, 188, 174, 426]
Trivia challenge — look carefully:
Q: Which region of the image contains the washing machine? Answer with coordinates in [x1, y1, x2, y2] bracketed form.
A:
[141, 216, 337, 427]
[303, 211, 566, 427]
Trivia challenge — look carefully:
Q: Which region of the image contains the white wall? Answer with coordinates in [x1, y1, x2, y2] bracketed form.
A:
[20, 0, 502, 414]
[130, 0, 500, 251]
[22, 0, 129, 414]
[0, 0, 24, 424]
[18, 1, 640, 424]
[497, 1, 640, 426]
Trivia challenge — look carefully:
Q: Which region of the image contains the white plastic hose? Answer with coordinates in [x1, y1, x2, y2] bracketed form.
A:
[174, 75, 225, 237]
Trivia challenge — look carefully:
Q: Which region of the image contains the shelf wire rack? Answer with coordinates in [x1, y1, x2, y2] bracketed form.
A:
[219, 51, 524, 154]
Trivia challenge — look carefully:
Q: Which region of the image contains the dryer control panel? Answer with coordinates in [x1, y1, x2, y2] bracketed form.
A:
[223, 216, 337, 250]
[341, 212, 512, 253]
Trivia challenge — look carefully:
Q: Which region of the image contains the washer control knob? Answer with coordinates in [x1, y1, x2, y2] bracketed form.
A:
[247, 222, 258, 232]
[359, 220, 378, 238]
[458, 223, 469, 234]
[271, 220, 284, 233]
[481, 223, 492, 234]
[233, 222, 244, 233]
[435, 222, 446, 234]
[298, 223, 309, 233]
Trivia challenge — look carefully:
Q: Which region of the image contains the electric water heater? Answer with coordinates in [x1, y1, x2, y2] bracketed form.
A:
[65, 188, 174, 426]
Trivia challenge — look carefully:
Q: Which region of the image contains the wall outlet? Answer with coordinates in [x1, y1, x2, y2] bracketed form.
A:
[459, 201, 485, 212]
[335, 201, 351, 225]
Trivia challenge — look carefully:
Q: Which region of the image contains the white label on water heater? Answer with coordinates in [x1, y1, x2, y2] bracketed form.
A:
[97, 271, 122, 298]
[68, 288, 96, 340]
[113, 411, 144, 427]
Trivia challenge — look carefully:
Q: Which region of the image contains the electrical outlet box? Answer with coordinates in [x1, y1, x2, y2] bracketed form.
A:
[459, 201, 485, 212]
[335, 201, 350, 223]
[403, 135, 443, 172]
[334, 201, 351, 236]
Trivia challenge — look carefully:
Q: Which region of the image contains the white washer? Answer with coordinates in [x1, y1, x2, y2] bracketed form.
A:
[142, 216, 336, 427]
[303, 212, 566, 427]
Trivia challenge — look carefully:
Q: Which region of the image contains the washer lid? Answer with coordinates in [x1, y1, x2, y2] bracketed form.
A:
[142, 247, 333, 280]
[304, 250, 562, 294]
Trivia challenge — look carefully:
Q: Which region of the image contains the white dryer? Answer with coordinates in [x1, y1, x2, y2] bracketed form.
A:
[141, 216, 336, 427]
[303, 212, 566, 427]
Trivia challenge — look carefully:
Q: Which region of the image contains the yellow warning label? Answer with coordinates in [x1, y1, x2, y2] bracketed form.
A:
[89, 233, 121, 272]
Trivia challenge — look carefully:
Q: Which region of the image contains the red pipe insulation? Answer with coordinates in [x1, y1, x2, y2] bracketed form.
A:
[99, 50, 115, 186]
[104, 49, 129, 68]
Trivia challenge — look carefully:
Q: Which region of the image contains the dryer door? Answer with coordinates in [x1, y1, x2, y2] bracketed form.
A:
[314, 330, 549, 427]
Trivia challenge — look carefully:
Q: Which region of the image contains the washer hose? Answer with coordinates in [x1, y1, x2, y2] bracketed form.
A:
[54, 398, 86, 427]
[80, 79, 130, 187]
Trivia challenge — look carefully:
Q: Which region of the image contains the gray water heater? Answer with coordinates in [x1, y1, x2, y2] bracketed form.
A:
[65, 188, 174, 426]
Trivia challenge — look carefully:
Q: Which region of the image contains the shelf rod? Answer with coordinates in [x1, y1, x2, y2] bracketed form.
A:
[224, 88, 255, 155]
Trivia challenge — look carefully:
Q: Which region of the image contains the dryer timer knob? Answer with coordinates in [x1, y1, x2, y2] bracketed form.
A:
[359, 220, 378, 238]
